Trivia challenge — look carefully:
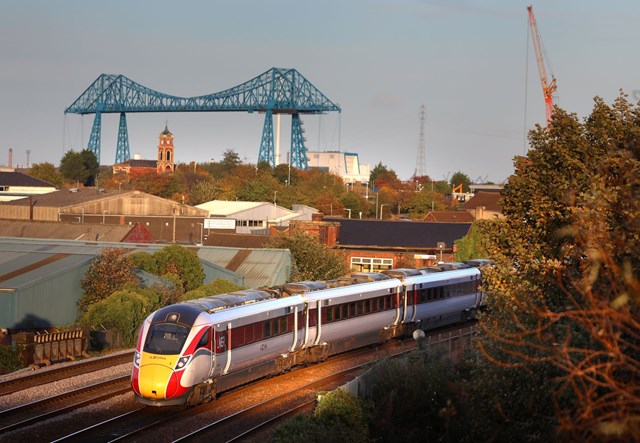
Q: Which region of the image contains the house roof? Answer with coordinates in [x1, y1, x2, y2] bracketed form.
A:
[333, 218, 472, 249]
[423, 211, 475, 223]
[206, 233, 270, 249]
[0, 171, 56, 188]
[461, 191, 503, 212]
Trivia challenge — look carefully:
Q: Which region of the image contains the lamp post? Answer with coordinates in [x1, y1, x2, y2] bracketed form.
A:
[102, 210, 108, 224]
[344, 208, 351, 219]
[198, 222, 203, 246]
[379, 204, 387, 220]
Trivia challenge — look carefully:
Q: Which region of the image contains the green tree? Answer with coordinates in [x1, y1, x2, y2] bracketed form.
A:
[153, 244, 204, 292]
[266, 231, 348, 281]
[450, 171, 472, 192]
[79, 289, 150, 347]
[59, 149, 99, 186]
[79, 248, 137, 313]
[476, 94, 640, 440]
[454, 220, 491, 261]
[220, 149, 241, 171]
[182, 278, 244, 301]
[28, 162, 64, 188]
[189, 180, 218, 205]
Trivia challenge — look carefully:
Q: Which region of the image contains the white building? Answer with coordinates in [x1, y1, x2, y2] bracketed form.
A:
[195, 200, 319, 234]
[0, 169, 58, 202]
[306, 151, 371, 185]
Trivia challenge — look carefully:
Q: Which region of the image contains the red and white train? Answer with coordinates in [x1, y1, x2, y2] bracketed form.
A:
[131, 261, 488, 406]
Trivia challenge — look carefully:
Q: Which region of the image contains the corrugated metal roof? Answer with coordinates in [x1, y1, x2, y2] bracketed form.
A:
[197, 247, 291, 289]
[196, 200, 265, 216]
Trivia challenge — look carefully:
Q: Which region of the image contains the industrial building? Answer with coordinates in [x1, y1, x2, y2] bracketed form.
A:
[0, 238, 291, 331]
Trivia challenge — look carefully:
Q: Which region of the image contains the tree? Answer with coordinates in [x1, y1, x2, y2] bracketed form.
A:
[59, 149, 99, 186]
[450, 171, 471, 192]
[182, 278, 244, 301]
[266, 231, 349, 281]
[454, 220, 490, 261]
[79, 248, 137, 313]
[220, 149, 242, 171]
[476, 94, 640, 441]
[153, 244, 205, 292]
[79, 289, 150, 347]
[28, 162, 64, 188]
[189, 180, 218, 205]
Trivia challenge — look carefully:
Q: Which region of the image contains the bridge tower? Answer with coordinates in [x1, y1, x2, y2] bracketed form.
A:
[115, 113, 131, 164]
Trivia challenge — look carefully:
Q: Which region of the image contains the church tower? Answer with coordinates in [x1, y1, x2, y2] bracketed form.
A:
[157, 124, 175, 174]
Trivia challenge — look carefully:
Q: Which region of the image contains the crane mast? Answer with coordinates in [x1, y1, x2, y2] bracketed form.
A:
[527, 5, 556, 125]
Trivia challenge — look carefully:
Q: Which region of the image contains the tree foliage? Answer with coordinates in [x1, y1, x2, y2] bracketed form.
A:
[152, 244, 205, 292]
[79, 289, 150, 347]
[266, 231, 349, 281]
[28, 162, 64, 188]
[59, 149, 99, 186]
[450, 171, 472, 192]
[79, 248, 137, 313]
[476, 94, 640, 441]
[181, 278, 244, 301]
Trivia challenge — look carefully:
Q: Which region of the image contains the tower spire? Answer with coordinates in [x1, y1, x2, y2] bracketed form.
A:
[414, 105, 427, 178]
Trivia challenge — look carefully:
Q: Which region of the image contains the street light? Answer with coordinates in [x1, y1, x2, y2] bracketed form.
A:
[344, 208, 351, 218]
[379, 204, 387, 220]
[198, 222, 204, 246]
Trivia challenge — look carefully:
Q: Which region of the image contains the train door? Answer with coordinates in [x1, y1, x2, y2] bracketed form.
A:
[213, 326, 229, 375]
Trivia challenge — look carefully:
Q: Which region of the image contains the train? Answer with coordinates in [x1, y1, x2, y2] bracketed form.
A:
[131, 260, 490, 406]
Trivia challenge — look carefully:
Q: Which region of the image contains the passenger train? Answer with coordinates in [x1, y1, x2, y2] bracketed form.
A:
[131, 260, 489, 406]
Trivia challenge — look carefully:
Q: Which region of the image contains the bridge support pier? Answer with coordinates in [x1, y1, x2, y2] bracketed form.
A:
[87, 111, 102, 161]
[258, 109, 275, 167]
[115, 112, 131, 164]
[290, 113, 308, 170]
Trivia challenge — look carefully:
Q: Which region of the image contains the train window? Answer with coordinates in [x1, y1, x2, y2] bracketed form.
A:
[144, 323, 190, 355]
[231, 329, 245, 348]
[326, 306, 333, 322]
[364, 300, 371, 314]
[349, 302, 356, 318]
[264, 320, 272, 338]
[197, 328, 210, 348]
[278, 317, 288, 334]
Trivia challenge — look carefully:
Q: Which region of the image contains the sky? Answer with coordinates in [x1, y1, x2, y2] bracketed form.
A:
[1, 1, 639, 184]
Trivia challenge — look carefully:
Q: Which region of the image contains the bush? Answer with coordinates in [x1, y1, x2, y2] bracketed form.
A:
[0, 345, 22, 374]
[182, 278, 243, 301]
[271, 389, 368, 443]
[79, 289, 150, 347]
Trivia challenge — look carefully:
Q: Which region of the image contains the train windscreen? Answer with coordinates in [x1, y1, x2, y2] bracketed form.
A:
[143, 323, 190, 355]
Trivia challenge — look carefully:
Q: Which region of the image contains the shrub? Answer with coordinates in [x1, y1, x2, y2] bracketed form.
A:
[182, 278, 243, 301]
[0, 345, 22, 374]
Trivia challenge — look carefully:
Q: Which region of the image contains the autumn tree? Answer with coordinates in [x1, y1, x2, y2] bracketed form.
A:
[79, 248, 137, 313]
[450, 171, 471, 192]
[28, 162, 64, 188]
[266, 231, 349, 282]
[151, 244, 205, 292]
[475, 94, 640, 441]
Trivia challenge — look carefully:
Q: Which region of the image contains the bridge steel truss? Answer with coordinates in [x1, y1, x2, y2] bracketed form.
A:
[64, 67, 341, 169]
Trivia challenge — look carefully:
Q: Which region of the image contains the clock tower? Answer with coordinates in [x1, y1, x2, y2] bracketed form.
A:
[157, 124, 175, 174]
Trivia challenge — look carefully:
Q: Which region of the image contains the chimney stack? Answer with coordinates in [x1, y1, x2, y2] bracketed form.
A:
[8, 148, 12, 169]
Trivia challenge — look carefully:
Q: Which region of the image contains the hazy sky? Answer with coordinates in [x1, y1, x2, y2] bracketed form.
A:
[1, 1, 638, 183]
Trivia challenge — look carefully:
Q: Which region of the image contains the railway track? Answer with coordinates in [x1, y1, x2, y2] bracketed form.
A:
[0, 351, 134, 397]
[50, 338, 419, 442]
[0, 375, 131, 434]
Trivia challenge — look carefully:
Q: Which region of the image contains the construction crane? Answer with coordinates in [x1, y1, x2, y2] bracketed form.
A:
[527, 5, 557, 125]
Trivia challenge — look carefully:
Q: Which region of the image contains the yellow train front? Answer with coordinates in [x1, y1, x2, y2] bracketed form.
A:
[131, 303, 215, 406]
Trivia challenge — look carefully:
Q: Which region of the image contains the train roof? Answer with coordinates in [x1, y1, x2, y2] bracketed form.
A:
[302, 278, 402, 303]
[206, 294, 306, 325]
[183, 289, 274, 313]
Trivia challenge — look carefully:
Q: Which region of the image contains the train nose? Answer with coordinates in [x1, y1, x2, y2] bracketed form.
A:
[138, 364, 179, 400]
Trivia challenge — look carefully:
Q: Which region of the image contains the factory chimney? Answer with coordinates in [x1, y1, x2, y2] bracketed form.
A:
[8, 148, 12, 169]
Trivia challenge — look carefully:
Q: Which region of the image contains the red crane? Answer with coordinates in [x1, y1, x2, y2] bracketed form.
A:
[527, 5, 557, 125]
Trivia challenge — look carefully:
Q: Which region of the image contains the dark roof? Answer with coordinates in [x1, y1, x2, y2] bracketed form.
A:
[461, 192, 502, 212]
[205, 233, 270, 248]
[161, 124, 172, 136]
[423, 211, 474, 223]
[116, 159, 157, 168]
[334, 219, 472, 249]
[0, 171, 56, 188]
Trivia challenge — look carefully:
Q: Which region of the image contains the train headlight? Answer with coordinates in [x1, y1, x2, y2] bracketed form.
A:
[133, 351, 141, 368]
[174, 355, 191, 371]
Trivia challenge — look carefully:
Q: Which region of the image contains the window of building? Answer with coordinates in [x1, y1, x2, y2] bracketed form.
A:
[350, 257, 393, 273]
